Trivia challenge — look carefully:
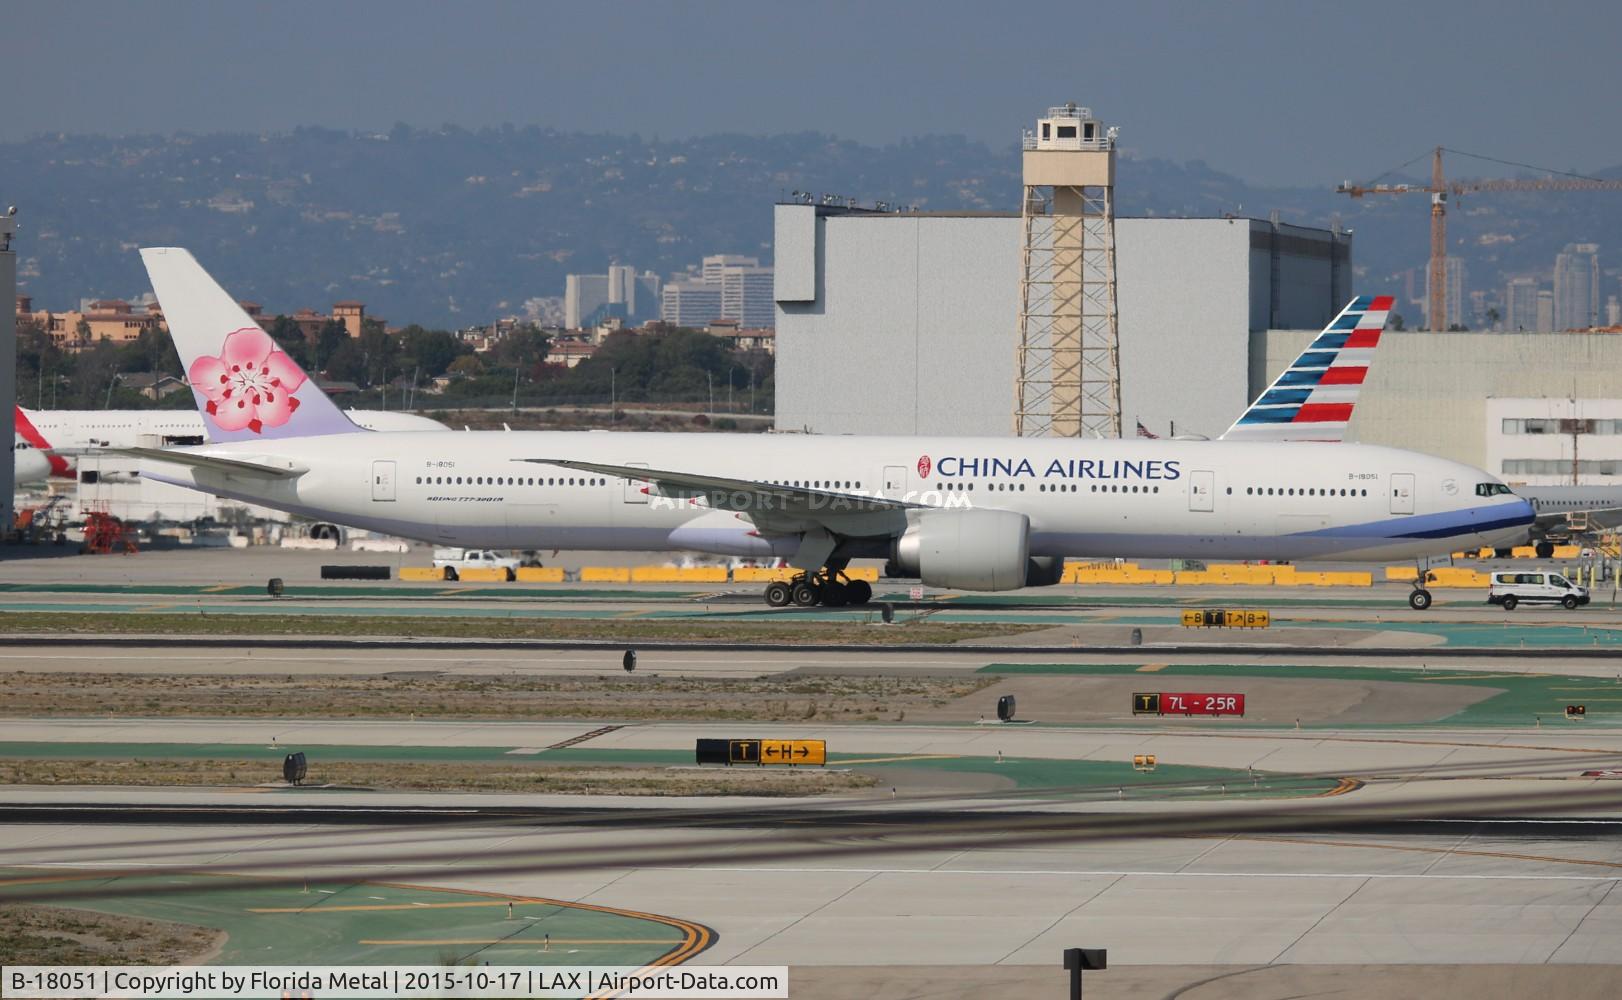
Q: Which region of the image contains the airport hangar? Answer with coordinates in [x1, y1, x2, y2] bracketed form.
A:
[774, 202, 1622, 489]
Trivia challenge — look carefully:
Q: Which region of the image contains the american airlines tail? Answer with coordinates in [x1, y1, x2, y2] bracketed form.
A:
[140, 248, 363, 443]
[1219, 294, 1394, 443]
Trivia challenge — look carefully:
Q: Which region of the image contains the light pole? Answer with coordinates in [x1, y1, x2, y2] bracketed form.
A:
[104, 372, 122, 408]
[610, 367, 617, 419]
[728, 365, 738, 412]
[707, 371, 713, 416]
[511, 365, 521, 414]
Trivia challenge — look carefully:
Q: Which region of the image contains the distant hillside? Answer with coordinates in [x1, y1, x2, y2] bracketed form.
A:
[4, 126, 1620, 327]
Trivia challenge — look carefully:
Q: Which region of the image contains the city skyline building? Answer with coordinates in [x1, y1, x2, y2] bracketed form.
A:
[719, 266, 776, 328]
[660, 280, 724, 327]
[1426, 256, 1467, 329]
[1505, 276, 1540, 333]
[1553, 242, 1600, 331]
[661, 254, 775, 328]
[564, 265, 661, 329]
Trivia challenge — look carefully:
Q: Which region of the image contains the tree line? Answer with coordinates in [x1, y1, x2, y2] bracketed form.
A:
[14, 314, 774, 413]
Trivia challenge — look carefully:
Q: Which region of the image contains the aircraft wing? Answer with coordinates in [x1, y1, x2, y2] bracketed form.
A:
[524, 458, 910, 514]
[526, 458, 913, 570]
[1537, 506, 1622, 530]
[108, 447, 307, 480]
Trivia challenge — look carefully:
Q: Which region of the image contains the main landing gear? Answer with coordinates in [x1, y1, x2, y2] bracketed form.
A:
[763, 571, 874, 608]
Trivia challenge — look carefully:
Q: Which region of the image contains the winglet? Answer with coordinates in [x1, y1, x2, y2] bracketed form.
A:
[1220, 294, 1393, 442]
[140, 248, 363, 443]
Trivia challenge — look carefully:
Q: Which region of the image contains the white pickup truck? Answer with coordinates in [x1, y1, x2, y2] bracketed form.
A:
[432, 548, 522, 580]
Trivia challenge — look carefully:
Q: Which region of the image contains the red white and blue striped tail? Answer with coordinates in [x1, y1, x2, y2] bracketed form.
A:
[1218, 294, 1393, 443]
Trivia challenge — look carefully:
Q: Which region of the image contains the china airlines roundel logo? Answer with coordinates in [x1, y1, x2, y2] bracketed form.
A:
[917, 455, 932, 478]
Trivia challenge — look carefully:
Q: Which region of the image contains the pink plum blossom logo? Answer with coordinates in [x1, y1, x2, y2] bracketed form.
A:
[188, 327, 307, 434]
[917, 455, 932, 479]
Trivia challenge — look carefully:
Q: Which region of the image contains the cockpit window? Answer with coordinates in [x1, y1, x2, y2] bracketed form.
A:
[1475, 483, 1513, 497]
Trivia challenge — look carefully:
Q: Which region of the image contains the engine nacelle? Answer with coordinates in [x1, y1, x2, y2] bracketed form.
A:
[891, 509, 1030, 591]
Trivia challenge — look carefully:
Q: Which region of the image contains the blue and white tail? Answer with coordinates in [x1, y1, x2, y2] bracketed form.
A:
[1219, 294, 1394, 443]
[140, 247, 361, 443]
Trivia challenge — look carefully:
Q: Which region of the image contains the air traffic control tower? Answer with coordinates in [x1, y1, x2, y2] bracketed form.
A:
[1014, 104, 1121, 439]
[1, 209, 14, 529]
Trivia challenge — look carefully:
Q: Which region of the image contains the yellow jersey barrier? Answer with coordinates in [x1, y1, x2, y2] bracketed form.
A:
[399, 566, 449, 581]
[456, 567, 513, 582]
[515, 566, 566, 583]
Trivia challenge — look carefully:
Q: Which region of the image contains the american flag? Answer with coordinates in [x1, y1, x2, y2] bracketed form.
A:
[1136, 419, 1160, 439]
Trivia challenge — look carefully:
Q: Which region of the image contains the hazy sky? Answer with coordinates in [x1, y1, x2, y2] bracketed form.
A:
[10, 0, 1621, 186]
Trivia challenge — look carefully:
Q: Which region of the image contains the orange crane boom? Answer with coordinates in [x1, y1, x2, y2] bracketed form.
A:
[1338, 147, 1622, 331]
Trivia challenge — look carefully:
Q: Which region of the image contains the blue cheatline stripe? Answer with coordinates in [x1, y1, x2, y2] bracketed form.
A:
[1289, 501, 1535, 540]
[1331, 313, 1361, 330]
[1350, 294, 1374, 310]
[1259, 388, 1313, 405]
[1295, 352, 1340, 367]
[1310, 333, 1351, 350]
[1397, 513, 1535, 539]
[1238, 408, 1300, 424]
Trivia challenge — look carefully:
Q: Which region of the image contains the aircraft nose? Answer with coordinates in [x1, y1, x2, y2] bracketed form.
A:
[1479, 498, 1537, 548]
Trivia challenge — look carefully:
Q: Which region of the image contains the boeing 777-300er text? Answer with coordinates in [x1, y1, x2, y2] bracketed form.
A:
[125, 247, 1534, 610]
[13, 403, 445, 484]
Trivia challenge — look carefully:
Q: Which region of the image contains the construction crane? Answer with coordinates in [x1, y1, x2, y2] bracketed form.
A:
[1337, 147, 1622, 331]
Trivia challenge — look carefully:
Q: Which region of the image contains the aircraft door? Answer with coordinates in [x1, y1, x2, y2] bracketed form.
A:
[1390, 473, 1415, 514]
[1188, 470, 1215, 512]
[882, 465, 907, 500]
[371, 460, 396, 502]
[622, 462, 649, 504]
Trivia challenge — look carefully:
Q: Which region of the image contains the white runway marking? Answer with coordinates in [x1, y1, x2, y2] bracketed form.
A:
[649, 865, 1622, 882]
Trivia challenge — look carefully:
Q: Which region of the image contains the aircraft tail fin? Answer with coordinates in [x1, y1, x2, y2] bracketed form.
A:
[1219, 294, 1394, 443]
[14, 405, 71, 477]
[139, 247, 363, 443]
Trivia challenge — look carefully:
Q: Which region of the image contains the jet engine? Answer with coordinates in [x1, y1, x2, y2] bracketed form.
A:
[890, 509, 1030, 591]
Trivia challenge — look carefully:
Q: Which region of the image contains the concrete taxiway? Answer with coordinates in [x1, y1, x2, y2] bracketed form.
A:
[5, 811, 1622, 999]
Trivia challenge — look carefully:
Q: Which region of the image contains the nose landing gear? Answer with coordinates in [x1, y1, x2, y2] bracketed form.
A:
[1408, 560, 1433, 611]
[763, 570, 874, 608]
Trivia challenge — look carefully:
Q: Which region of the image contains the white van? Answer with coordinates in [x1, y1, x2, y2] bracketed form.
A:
[1487, 570, 1589, 611]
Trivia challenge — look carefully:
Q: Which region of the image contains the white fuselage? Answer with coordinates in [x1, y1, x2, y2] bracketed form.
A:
[143, 432, 1536, 563]
[17, 409, 446, 480]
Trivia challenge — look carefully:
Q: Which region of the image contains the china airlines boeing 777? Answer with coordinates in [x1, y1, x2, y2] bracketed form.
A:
[123, 248, 1534, 610]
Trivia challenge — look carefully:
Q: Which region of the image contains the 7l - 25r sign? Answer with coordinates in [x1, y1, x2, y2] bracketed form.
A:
[1133, 692, 1246, 717]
